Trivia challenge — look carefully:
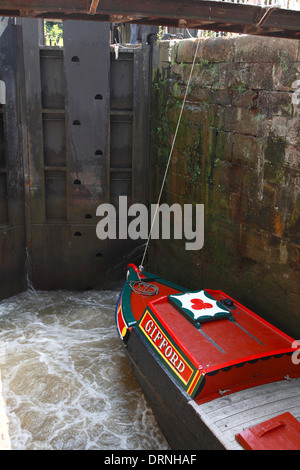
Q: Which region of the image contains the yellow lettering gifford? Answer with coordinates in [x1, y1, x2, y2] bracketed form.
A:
[143, 316, 185, 374]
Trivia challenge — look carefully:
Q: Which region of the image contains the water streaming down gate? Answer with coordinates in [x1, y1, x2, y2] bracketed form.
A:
[0, 17, 150, 298]
[0, 288, 169, 450]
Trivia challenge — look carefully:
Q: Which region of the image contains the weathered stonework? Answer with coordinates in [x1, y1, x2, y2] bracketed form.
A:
[149, 36, 300, 338]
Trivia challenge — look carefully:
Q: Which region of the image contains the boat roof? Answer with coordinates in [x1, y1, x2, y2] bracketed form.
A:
[151, 290, 293, 373]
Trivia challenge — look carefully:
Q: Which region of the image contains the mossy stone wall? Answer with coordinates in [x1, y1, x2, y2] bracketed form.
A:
[149, 35, 300, 338]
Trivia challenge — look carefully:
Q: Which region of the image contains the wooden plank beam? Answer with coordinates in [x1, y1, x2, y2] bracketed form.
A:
[0, 0, 299, 39]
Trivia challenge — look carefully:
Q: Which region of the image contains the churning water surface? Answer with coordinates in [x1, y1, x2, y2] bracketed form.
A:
[0, 288, 169, 450]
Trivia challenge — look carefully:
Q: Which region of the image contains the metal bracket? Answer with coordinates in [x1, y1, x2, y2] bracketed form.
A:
[255, 6, 280, 27]
[88, 0, 99, 15]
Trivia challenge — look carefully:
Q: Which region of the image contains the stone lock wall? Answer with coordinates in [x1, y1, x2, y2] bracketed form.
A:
[149, 36, 300, 338]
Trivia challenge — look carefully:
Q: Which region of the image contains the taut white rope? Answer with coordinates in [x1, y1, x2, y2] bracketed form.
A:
[140, 38, 201, 271]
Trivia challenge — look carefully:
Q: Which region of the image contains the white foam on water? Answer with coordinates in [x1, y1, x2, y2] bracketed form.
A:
[0, 290, 169, 450]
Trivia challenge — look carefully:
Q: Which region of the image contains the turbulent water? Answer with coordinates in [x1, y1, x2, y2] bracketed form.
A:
[0, 289, 169, 450]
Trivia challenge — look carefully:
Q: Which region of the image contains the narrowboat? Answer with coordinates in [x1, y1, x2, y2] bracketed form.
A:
[115, 263, 300, 450]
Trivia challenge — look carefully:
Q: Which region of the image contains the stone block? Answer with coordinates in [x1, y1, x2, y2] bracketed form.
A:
[211, 88, 232, 106]
[264, 133, 287, 164]
[272, 60, 300, 91]
[223, 106, 261, 136]
[223, 106, 239, 133]
[193, 63, 221, 89]
[249, 62, 274, 90]
[232, 134, 260, 168]
[271, 117, 300, 146]
[158, 40, 172, 67]
[174, 37, 235, 64]
[216, 131, 233, 162]
[258, 90, 294, 117]
[262, 181, 276, 207]
[241, 167, 260, 200]
[264, 161, 287, 186]
[238, 226, 269, 265]
[234, 36, 299, 63]
[172, 38, 197, 63]
[222, 62, 250, 90]
[231, 90, 256, 109]
[284, 211, 300, 244]
[285, 144, 300, 169]
[200, 36, 235, 63]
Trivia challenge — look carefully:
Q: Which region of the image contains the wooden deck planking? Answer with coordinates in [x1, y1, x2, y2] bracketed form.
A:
[200, 379, 300, 415]
[190, 378, 300, 449]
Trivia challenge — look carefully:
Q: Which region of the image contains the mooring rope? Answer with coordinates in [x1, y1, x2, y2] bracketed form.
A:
[139, 38, 201, 271]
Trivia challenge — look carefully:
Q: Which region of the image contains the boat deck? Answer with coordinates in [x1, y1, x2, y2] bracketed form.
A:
[190, 377, 300, 449]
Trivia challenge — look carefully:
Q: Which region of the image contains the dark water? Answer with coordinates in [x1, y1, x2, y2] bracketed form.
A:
[0, 289, 169, 450]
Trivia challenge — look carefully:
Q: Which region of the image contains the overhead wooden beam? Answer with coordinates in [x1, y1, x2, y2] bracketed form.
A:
[109, 14, 143, 23]
[0, 0, 299, 39]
